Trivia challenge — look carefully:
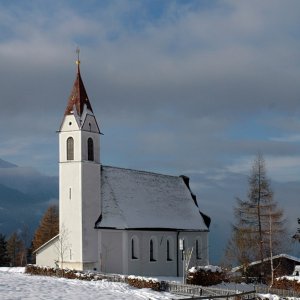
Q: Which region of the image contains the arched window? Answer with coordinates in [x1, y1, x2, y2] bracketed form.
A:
[88, 138, 94, 161]
[150, 238, 157, 262]
[67, 137, 74, 160]
[131, 236, 139, 259]
[167, 237, 173, 261]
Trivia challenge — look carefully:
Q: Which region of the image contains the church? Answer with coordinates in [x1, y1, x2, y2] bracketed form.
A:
[35, 57, 211, 276]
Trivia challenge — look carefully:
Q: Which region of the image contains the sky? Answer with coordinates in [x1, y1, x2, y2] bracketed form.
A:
[0, 0, 300, 262]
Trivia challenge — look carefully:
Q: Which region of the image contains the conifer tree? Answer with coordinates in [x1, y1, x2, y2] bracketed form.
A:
[32, 205, 59, 251]
[0, 233, 9, 266]
[224, 154, 287, 277]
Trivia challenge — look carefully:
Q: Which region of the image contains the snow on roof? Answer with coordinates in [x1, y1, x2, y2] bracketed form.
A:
[96, 166, 209, 231]
[232, 254, 300, 272]
[248, 254, 300, 266]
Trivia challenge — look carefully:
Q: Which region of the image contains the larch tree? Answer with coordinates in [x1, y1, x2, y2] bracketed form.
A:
[32, 205, 59, 251]
[7, 232, 25, 266]
[224, 154, 287, 279]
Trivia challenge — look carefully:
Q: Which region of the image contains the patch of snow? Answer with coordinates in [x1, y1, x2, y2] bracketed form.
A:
[128, 275, 158, 282]
[189, 265, 222, 273]
[0, 267, 25, 273]
[278, 275, 300, 283]
[0, 269, 182, 299]
[257, 293, 281, 300]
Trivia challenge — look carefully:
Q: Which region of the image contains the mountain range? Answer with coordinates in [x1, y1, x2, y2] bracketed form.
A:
[0, 158, 58, 239]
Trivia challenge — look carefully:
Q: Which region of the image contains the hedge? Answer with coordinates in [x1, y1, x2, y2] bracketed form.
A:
[25, 265, 161, 291]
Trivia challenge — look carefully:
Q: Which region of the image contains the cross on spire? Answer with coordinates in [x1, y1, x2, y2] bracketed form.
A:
[76, 47, 80, 66]
[64, 48, 94, 116]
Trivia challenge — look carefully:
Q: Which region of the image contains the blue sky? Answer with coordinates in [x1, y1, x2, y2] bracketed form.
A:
[0, 0, 300, 262]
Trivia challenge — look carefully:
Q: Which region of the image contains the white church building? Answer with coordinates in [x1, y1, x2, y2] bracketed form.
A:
[35, 59, 211, 276]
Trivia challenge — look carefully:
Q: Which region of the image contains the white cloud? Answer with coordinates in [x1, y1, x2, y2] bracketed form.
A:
[270, 134, 300, 143]
[226, 155, 300, 183]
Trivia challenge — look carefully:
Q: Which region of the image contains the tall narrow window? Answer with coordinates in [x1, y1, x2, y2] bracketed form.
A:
[131, 237, 138, 259]
[67, 137, 74, 160]
[88, 138, 94, 161]
[196, 238, 201, 260]
[150, 238, 157, 262]
[167, 240, 172, 261]
[150, 239, 154, 261]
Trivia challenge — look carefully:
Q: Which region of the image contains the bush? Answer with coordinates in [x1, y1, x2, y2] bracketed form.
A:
[25, 265, 110, 281]
[25, 265, 161, 291]
[187, 265, 227, 286]
[273, 278, 300, 292]
[127, 275, 161, 291]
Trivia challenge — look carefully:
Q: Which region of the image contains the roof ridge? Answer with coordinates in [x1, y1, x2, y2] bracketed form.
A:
[102, 164, 181, 179]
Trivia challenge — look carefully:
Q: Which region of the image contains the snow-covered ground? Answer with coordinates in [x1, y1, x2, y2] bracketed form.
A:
[0, 268, 182, 300]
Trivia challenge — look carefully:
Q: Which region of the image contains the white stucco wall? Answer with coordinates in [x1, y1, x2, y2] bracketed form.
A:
[98, 229, 209, 276]
[59, 112, 101, 271]
[35, 236, 59, 268]
[81, 162, 101, 265]
[98, 230, 124, 274]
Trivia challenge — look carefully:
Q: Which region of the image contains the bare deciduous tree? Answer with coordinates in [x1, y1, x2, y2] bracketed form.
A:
[54, 223, 70, 273]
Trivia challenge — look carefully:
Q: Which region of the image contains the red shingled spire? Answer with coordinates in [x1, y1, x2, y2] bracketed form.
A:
[64, 50, 94, 116]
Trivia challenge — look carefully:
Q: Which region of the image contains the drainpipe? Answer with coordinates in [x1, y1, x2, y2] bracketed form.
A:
[177, 231, 180, 277]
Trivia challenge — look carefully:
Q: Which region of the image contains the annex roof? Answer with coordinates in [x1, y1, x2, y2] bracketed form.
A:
[96, 165, 210, 231]
[64, 64, 93, 117]
[232, 254, 300, 272]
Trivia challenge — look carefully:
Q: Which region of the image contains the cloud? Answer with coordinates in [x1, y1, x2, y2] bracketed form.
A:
[270, 134, 300, 143]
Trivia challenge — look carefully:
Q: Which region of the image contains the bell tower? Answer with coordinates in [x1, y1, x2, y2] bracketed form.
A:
[58, 50, 101, 270]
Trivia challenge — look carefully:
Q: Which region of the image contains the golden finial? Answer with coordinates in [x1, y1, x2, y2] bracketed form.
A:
[76, 47, 80, 65]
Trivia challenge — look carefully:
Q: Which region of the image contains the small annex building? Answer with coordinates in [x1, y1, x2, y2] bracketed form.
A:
[232, 254, 300, 279]
[35, 58, 211, 276]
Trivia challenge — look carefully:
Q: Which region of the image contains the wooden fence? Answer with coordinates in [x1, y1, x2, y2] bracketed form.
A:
[255, 286, 300, 298]
[162, 282, 256, 299]
[162, 281, 300, 299]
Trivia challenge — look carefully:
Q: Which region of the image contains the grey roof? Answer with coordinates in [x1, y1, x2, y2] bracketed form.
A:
[96, 165, 209, 231]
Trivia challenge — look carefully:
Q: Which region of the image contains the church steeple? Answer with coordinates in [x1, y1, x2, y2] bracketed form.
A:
[58, 50, 101, 270]
[64, 49, 94, 117]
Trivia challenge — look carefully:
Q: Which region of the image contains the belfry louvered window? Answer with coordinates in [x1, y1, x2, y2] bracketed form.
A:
[88, 138, 94, 161]
[67, 137, 74, 160]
